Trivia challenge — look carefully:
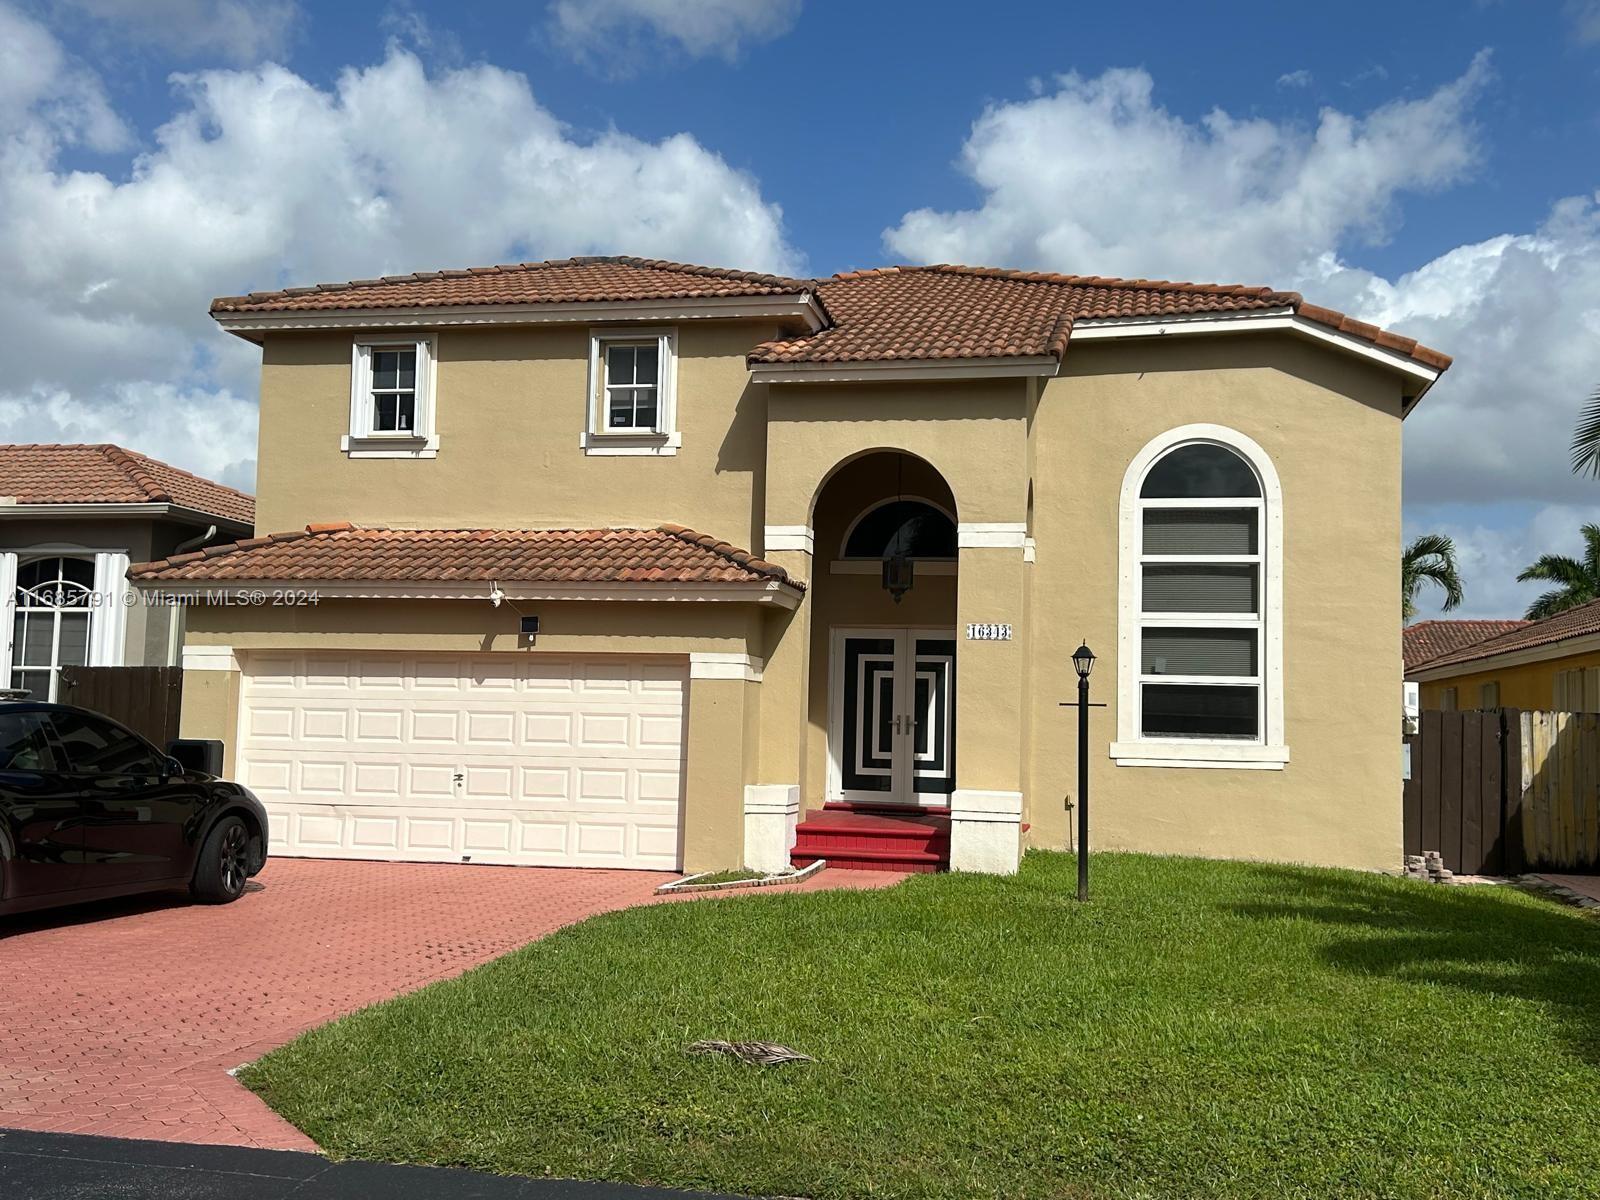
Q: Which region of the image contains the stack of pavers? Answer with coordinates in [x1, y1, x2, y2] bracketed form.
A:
[1403, 851, 1454, 884]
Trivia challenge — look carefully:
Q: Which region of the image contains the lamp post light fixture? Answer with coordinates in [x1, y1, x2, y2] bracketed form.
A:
[1062, 640, 1102, 902]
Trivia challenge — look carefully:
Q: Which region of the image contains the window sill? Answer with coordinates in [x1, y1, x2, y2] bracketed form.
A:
[1109, 740, 1290, 770]
[341, 434, 438, 460]
[580, 430, 681, 457]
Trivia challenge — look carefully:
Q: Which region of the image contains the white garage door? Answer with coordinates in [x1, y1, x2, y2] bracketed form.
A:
[238, 651, 685, 869]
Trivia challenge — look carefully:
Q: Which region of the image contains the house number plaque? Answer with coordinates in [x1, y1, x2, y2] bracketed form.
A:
[965, 622, 1013, 641]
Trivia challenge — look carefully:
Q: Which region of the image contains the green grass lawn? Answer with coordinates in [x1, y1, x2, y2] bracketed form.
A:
[241, 853, 1600, 1199]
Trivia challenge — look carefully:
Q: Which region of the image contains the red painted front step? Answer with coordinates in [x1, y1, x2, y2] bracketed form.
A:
[792, 806, 951, 873]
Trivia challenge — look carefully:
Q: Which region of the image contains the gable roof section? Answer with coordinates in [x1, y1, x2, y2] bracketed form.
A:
[748, 265, 1451, 374]
[211, 256, 814, 314]
[1413, 603, 1600, 674]
[0, 444, 255, 528]
[129, 522, 802, 599]
[1404, 619, 1532, 673]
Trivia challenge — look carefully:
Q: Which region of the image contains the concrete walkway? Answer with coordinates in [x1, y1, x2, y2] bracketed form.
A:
[1534, 873, 1600, 903]
[2, 858, 900, 1151]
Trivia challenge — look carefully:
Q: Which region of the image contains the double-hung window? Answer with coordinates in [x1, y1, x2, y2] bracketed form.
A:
[344, 335, 437, 458]
[584, 328, 679, 455]
[1114, 427, 1287, 768]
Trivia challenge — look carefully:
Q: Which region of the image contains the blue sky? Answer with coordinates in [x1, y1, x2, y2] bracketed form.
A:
[6, 0, 1600, 618]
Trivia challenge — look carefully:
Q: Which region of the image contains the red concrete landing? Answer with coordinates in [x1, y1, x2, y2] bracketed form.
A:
[1, 858, 902, 1151]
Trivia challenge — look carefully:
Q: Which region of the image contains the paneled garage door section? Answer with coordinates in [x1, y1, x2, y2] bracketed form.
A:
[238, 653, 685, 869]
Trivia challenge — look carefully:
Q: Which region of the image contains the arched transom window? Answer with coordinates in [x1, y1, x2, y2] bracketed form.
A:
[841, 499, 957, 560]
[1115, 426, 1287, 768]
[11, 556, 95, 701]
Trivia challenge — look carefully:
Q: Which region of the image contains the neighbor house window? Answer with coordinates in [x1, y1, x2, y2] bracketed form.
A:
[10, 556, 94, 702]
[584, 328, 678, 455]
[1113, 426, 1287, 768]
[1440, 687, 1458, 712]
[1479, 681, 1500, 709]
[343, 335, 437, 458]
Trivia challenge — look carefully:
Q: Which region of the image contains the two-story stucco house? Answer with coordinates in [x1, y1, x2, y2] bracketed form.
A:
[129, 257, 1449, 876]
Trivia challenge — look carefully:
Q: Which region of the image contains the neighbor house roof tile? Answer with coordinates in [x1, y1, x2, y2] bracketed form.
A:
[210, 256, 814, 313]
[1404, 619, 1532, 673]
[128, 523, 801, 591]
[0, 444, 255, 528]
[1413, 605, 1600, 672]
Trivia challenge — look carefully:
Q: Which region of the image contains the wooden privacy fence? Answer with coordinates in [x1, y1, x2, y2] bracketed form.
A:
[1405, 708, 1600, 875]
[57, 665, 183, 751]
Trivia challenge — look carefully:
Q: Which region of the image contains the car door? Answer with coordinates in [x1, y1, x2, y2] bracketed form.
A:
[0, 709, 84, 901]
[46, 709, 199, 888]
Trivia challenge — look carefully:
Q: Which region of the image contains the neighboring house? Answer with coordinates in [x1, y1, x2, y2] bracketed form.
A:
[1404, 619, 1530, 676]
[128, 256, 1448, 876]
[2, 444, 253, 700]
[1410, 603, 1600, 711]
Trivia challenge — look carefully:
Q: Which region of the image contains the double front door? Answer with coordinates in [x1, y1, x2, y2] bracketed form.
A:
[832, 628, 956, 806]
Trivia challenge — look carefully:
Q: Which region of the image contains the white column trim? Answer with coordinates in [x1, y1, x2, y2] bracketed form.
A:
[0, 552, 15, 685]
[182, 644, 240, 672]
[957, 522, 1027, 549]
[688, 652, 764, 682]
[948, 789, 1024, 874]
[743, 783, 801, 874]
[89, 552, 130, 667]
[763, 525, 814, 555]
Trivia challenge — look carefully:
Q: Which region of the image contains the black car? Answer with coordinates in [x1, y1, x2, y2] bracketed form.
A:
[0, 702, 267, 917]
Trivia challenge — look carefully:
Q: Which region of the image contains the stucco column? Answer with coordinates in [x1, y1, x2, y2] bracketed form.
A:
[951, 531, 1029, 873]
[683, 662, 756, 873]
[743, 534, 812, 873]
[178, 644, 242, 776]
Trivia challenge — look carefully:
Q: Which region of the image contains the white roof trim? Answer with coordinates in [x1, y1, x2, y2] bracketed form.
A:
[1070, 310, 1442, 388]
[214, 293, 827, 338]
[132, 577, 802, 609]
[0, 500, 251, 529]
[752, 355, 1058, 383]
[1410, 629, 1600, 680]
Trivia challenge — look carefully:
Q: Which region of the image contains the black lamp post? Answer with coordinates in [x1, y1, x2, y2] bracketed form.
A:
[1067, 641, 1099, 902]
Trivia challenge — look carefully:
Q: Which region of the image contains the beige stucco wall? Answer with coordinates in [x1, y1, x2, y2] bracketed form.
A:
[1024, 334, 1407, 870]
[253, 321, 776, 545]
[1416, 650, 1600, 710]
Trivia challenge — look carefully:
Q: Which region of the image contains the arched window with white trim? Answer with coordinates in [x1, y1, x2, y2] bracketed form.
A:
[1114, 426, 1287, 768]
[11, 556, 96, 701]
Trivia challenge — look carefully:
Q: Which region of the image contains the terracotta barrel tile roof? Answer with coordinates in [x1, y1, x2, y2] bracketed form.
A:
[0, 444, 254, 528]
[209, 254, 1449, 378]
[748, 264, 1450, 371]
[129, 523, 801, 591]
[211, 256, 814, 314]
[1414, 603, 1600, 672]
[1404, 619, 1532, 673]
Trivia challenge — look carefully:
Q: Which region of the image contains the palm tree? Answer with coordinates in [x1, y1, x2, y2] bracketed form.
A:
[1517, 523, 1600, 619]
[1571, 386, 1600, 478]
[1402, 533, 1465, 622]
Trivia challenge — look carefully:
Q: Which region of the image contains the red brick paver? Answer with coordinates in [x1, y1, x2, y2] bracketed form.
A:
[1, 858, 900, 1150]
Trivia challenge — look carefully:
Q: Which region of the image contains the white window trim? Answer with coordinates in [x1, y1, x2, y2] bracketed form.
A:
[1112, 424, 1288, 769]
[583, 326, 680, 456]
[343, 334, 439, 459]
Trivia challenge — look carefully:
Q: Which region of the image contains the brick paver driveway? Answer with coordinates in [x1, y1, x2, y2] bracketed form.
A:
[0, 860, 678, 1150]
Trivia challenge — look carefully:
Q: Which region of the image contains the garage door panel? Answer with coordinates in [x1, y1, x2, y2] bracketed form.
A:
[242, 653, 685, 870]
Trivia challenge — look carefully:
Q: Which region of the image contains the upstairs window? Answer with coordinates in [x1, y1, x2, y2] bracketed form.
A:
[585, 328, 679, 455]
[345, 336, 437, 458]
[1114, 426, 1286, 768]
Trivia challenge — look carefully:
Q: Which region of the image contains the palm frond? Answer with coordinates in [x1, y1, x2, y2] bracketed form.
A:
[1517, 554, 1590, 588]
[1401, 533, 1464, 617]
[1526, 587, 1585, 620]
[1572, 386, 1600, 478]
[1583, 524, 1600, 583]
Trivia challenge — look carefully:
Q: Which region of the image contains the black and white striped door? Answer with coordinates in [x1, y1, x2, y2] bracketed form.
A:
[835, 629, 956, 805]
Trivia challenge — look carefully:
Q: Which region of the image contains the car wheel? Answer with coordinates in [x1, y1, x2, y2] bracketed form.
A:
[192, 815, 250, 904]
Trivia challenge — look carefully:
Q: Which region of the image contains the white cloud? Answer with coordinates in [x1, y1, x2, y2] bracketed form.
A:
[885, 54, 1491, 284]
[548, 0, 802, 69]
[1276, 69, 1312, 88]
[1408, 505, 1594, 621]
[51, 0, 299, 64]
[1568, 0, 1600, 45]
[0, 3, 798, 495]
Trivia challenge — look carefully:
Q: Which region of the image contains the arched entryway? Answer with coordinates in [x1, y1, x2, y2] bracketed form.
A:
[806, 451, 959, 811]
